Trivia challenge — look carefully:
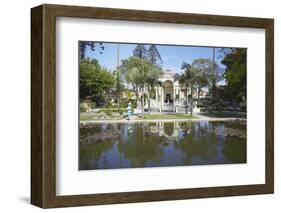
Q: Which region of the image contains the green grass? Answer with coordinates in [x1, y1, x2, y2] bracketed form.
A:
[80, 108, 128, 121]
[200, 111, 246, 119]
[80, 112, 125, 121]
[80, 114, 100, 121]
[143, 114, 197, 120]
[99, 108, 127, 112]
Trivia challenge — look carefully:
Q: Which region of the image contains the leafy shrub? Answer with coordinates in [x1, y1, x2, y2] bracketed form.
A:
[80, 104, 87, 112]
[80, 101, 96, 112]
[105, 101, 113, 108]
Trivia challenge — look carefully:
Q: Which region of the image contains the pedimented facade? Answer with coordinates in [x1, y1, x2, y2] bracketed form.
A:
[138, 70, 204, 112]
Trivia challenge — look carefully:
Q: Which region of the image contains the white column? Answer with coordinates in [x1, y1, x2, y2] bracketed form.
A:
[177, 88, 179, 103]
[162, 87, 164, 103]
[155, 87, 158, 103]
[175, 88, 177, 103]
[161, 86, 164, 112]
[186, 88, 189, 103]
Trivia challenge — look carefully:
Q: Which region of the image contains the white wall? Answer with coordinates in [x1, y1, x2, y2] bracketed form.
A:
[0, 0, 279, 212]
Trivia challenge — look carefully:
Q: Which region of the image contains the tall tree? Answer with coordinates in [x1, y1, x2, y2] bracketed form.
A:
[120, 57, 159, 118]
[179, 63, 197, 115]
[191, 58, 212, 106]
[133, 44, 147, 59]
[221, 48, 247, 102]
[147, 45, 163, 65]
[79, 59, 114, 103]
[113, 69, 124, 110]
[146, 66, 162, 113]
[195, 75, 209, 107]
[191, 57, 223, 106]
[79, 41, 104, 60]
[210, 49, 224, 102]
[132, 44, 147, 115]
[114, 43, 123, 110]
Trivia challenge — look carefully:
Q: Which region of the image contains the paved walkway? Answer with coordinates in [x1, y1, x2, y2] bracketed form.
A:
[193, 113, 210, 120]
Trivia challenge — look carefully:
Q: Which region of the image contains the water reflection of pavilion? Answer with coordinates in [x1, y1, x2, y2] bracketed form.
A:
[148, 121, 191, 138]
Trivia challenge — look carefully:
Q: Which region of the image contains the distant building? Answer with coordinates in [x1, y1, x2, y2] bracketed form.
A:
[137, 70, 207, 112]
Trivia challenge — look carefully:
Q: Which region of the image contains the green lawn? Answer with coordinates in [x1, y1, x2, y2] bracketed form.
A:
[200, 111, 246, 119]
[80, 111, 126, 121]
[143, 114, 197, 120]
[80, 114, 99, 121]
[98, 108, 127, 113]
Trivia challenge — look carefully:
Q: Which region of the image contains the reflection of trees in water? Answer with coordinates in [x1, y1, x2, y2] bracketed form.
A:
[79, 124, 121, 144]
[79, 141, 114, 169]
[209, 121, 246, 163]
[223, 139, 246, 163]
[79, 123, 103, 136]
[210, 120, 246, 132]
[79, 121, 247, 169]
[119, 123, 164, 168]
[175, 122, 217, 164]
[79, 124, 119, 169]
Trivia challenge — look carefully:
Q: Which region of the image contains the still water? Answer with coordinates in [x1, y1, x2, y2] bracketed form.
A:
[79, 121, 246, 170]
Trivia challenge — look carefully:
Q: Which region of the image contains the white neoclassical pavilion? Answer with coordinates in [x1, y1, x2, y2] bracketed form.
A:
[137, 70, 203, 112]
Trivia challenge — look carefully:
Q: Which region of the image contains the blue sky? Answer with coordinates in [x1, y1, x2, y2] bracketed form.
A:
[83, 42, 226, 74]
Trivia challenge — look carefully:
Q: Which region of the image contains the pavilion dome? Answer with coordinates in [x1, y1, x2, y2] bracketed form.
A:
[162, 69, 175, 77]
[159, 69, 176, 83]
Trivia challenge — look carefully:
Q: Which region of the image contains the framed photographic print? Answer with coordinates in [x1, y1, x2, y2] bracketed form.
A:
[31, 4, 274, 208]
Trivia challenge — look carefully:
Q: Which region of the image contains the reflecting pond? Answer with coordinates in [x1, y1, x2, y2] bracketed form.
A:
[79, 121, 246, 170]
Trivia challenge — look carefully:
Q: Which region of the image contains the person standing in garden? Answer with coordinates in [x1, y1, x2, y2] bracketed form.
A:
[127, 102, 132, 120]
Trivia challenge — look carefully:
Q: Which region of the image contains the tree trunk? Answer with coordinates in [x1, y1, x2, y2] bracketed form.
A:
[148, 86, 151, 114]
[212, 82, 216, 101]
[197, 87, 201, 109]
[190, 87, 193, 116]
[117, 95, 120, 111]
[135, 85, 139, 104]
[185, 86, 188, 114]
[141, 86, 145, 118]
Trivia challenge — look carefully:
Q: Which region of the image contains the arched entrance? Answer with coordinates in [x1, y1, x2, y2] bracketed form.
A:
[162, 80, 174, 111]
[163, 80, 174, 103]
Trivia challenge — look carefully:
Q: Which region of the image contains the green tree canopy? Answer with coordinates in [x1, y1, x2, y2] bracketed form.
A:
[79, 58, 114, 101]
[118, 125, 164, 167]
[192, 58, 223, 97]
[221, 49, 247, 102]
[179, 63, 198, 115]
[120, 57, 159, 88]
[120, 56, 162, 117]
[112, 68, 125, 109]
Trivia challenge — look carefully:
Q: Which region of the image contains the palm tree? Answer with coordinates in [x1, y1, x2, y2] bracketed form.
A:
[113, 69, 123, 110]
[195, 75, 209, 107]
[132, 45, 147, 117]
[146, 67, 162, 113]
[179, 62, 197, 115]
[120, 57, 156, 118]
